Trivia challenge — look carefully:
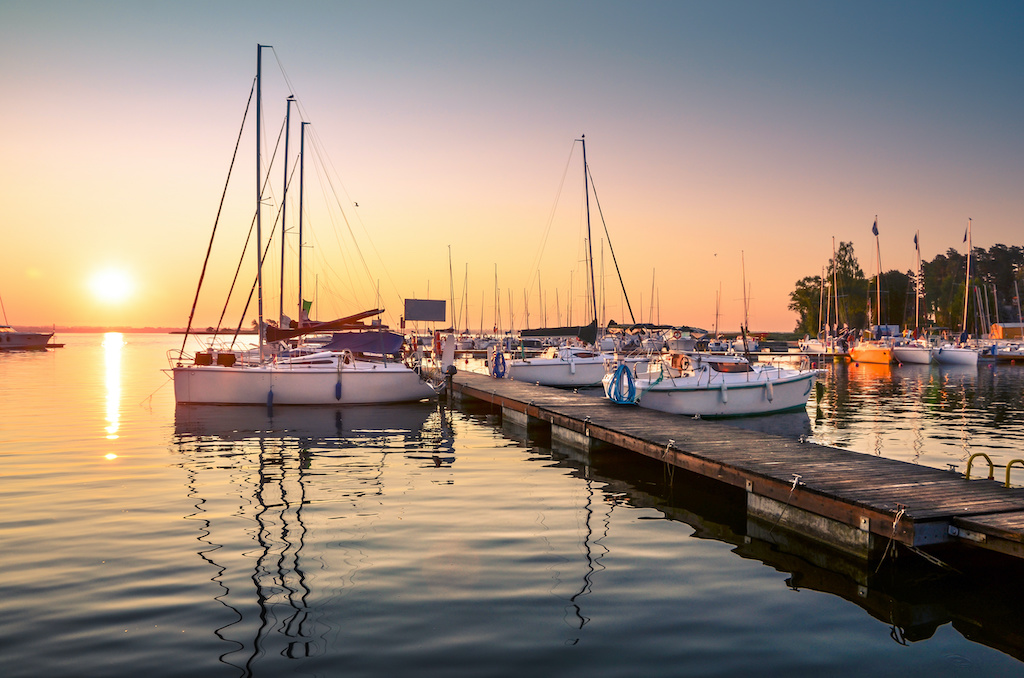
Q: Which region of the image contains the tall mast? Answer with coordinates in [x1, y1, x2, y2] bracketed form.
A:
[279, 95, 294, 327]
[256, 44, 267, 355]
[914, 230, 921, 335]
[298, 121, 308, 323]
[819, 266, 826, 336]
[741, 250, 749, 331]
[873, 216, 881, 328]
[832, 236, 839, 333]
[1015, 278, 1023, 325]
[448, 245, 455, 331]
[962, 218, 972, 335]
[580, 135, 598, 328]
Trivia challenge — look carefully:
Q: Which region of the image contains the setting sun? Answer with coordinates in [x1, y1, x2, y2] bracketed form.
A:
[89, 268, 133, 304]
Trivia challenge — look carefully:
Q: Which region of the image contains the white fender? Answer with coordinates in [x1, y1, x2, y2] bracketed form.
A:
[441, 333, 456, 371]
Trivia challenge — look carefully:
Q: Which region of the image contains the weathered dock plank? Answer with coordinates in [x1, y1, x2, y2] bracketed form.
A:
[449, 370, 1024, 561]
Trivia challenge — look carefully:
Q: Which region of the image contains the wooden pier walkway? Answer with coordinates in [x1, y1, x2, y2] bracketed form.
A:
[447, 370, 1024, 562]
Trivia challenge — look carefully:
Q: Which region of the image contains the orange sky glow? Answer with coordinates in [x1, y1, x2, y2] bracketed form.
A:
[2, 1, 1022, 333]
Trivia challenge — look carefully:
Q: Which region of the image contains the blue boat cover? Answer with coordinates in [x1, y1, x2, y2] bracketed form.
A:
[321, 331, 404, 354]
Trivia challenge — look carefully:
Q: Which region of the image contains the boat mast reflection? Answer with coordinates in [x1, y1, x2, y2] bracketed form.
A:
[533, 425, 1024, 664]
[173, 401, 450, 675]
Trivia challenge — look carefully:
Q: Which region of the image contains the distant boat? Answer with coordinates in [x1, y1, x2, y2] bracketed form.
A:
[891, 339, 933, 365]
[0, 325, 53, 350]
[850, 218, 893, 364]
[934, 219, 979, 367]
[0, 293, 54, 349]
[496, 136, 630, 387]
[849, 337, 893, 365]
[168, 46, 437, 406]
[604, 352, 817, 417]
[933, 344, 978, 366]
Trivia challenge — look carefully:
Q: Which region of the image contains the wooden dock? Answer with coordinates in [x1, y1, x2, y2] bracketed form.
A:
[446, 370, 1024, 563]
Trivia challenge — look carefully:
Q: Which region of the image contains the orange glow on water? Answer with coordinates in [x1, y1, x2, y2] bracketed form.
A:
[103, 332, 123, 440]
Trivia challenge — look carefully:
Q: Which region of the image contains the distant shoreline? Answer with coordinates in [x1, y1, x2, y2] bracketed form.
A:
[10, 326, 257, 335]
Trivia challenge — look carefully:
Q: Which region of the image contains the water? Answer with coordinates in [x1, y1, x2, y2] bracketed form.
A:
[2, 334, 1024, 677]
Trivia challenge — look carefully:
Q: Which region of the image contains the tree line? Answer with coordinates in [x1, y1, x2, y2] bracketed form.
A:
[789, 241, 1024, 336]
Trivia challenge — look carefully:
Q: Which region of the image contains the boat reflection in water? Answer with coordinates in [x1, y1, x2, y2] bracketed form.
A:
[811, 360, 1024, 474]
[172, 402, 450, 670]
[168, 362, 1024, 674]
[519, 415, 1024, 667]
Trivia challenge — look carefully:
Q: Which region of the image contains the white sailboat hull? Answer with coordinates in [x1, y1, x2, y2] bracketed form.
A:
[507, 357, 608, 387]
[0, 328, 53, 349]
[608, 367, 817, 418]
[891, 345, 933, 364]
[171, 361, 436, 405]
[933, 346, 979, 366]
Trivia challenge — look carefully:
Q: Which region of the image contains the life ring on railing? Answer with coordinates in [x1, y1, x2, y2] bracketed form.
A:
[672, 330, 682, 340]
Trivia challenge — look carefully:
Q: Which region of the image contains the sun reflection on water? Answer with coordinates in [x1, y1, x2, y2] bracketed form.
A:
[103, 332, 124, 441]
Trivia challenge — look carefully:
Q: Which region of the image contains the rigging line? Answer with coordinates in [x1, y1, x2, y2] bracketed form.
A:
[178, 77, 255, 359]
[224, 116, 289, 346]
[312, 135, 404, 324]
[231, 160, 296, 341]
[525, 139, 577, 298]
[586, 164, 636, 324]
[269, 46, 296, 99]
[302, 147, 365, 312]
[306, 128, 395, 319]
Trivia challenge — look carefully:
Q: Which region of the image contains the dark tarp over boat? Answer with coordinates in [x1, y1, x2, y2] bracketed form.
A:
[265, 309, 385, 343]
[520, 319, 598, 346]
[321, 331, 404, 355]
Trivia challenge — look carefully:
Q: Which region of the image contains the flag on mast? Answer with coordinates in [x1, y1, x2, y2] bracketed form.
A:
[871, 219, 878, 236]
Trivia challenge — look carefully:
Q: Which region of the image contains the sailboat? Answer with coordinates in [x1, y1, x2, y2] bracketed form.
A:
[603, 351, 817, 417]
[849, 218, 893, 364]
[892, 230, 933, 364]
[934, 219, 979, 367]
[499, 136, 641, 388]
[169, 46, 438, 405]
[0, 294, 53, 350]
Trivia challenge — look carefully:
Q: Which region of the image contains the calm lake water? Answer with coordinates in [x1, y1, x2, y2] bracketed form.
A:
[3, 333, 1024, 677]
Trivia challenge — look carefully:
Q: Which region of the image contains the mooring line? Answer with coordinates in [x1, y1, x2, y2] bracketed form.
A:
[768, 474, 803, 535]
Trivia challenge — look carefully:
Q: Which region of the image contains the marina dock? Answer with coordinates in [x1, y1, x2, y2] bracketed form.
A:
[446, 370, 1024, 564]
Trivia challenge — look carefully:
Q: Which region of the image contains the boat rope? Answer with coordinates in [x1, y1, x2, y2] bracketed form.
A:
[226, 115, 290, 348]
[636, 361, 666, 400]
[523, 140, 575, 301]
[768, 474, 803, 535]
[662, 439, 676, 485]
[606, 362, 636, 404]
[179, 78, 255, 359]
[587, 164, 636, 324]
[874, 504, 907, 572]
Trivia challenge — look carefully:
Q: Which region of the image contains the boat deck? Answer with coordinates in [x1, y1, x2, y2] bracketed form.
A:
[447, 370, 1024, 562]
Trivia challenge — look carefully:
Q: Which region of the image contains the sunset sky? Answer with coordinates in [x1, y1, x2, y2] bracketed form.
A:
[2, 1, 1022, 333]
